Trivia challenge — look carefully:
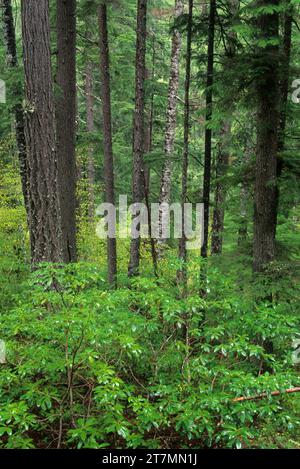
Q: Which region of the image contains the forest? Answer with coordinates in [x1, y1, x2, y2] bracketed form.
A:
[0, 0, 300, 452]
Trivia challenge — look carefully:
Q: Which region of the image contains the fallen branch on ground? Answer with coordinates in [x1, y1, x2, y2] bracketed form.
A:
[233, 387, 300, 403]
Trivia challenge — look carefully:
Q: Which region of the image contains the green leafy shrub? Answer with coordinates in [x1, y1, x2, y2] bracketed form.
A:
[0, 261, 299, 449]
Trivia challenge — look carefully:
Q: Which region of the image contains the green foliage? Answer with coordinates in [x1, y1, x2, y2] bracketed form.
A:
[0, 256, 299, 449]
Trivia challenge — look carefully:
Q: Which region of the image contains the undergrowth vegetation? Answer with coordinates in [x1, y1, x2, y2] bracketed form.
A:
[1, 160, 300, 449]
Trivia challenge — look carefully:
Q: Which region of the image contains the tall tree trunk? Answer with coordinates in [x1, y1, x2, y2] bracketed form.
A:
[2, 0, 28, 216]
[238, 182, 249, 245]
[56, 0, 77, 263]
[144, 109, 153, 194]
[238, 143, 252, 246]
[128, 0, 147, 277]
[2, 0, 17, 66]
[211, 121, 231, 254]
[201, 0, 216, 258]
[238, 132, 255, 243]
[253, 0, 280, 273]
[157, 0, 184, 254]
[211, 0, 239, 255]
[85, 60, 96, 222]
[143, 108, 152, 194]
[274, 4, 293, 217]
[177, 0, 193, 287]
[144, 49, 158, 279]
[143, 107, 158, 279]
[21, 0, 62, 264]
[144, 36, 156, 195]
[278, 6, 292, 154]
[98, 3, 117, 286]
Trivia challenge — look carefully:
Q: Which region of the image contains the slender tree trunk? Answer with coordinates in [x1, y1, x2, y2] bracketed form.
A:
[2, 0, 17, 66]
[238, 184, 249, 245]
[98, 3, 117, 286]
[128, 0, 147, 277]
[157, 0, 184, 254]
[211, 121, 231, 254]
[56, 0, 77, 263]
[2, 0, 28, 216]
[201, 0, 216, 258]
[144, 50, 158, 279]
[177, 0, 193, 287]
[253, 0, 280, 272]
[144, 110, 152, 194]
[144, 37, 156, 195]
[278, 6, 292, 154]
[238, 143, 252, 246]
[275, 5, 293, 217]
[211, 0, 239, 255]
[21, 0, 62, 264]
[85, 60, 96, 222]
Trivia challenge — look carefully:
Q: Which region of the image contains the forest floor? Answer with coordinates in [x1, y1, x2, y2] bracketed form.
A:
[1, 232, 300, 449]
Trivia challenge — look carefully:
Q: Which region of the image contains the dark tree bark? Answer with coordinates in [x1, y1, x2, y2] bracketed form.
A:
[274, 5, 293, 218]
[201, 0, 216, 258]
[237, 142, 253, 246]
[177, 0, 193, 287]
[278, 6, 292, 154]
[85, 59, 96, 222]
[238, 182, 249, 246]
[128, 0, 147, 277]
[2, 0, 17, 67]
[144, 49, 159, 279]
[56, 0, 77, 263]
[143, 106, 158, 279]
[157, 0, 184, 255]
[211, 0, 239, 255]
[253, 0, 280, 272]
[211, 121, 231, 254]
[144, 37, 156, 196]
[2, 0, 28, 216]
[144, 102, 153, 195]
[98, 3, 117, 286]
[21, 0, 62, 264]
